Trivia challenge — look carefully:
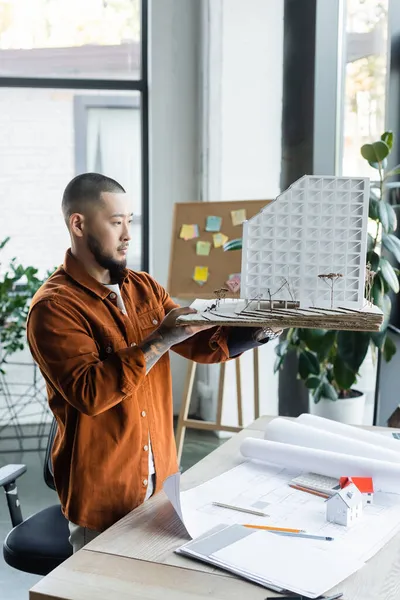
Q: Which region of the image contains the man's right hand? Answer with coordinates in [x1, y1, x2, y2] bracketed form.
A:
[157, 307, 215, 347]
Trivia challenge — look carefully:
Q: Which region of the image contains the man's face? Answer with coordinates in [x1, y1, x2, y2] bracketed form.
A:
[85, 192, 133, 277]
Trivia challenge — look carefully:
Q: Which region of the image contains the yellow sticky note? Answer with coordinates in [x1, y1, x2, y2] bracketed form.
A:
[180, 224, 199, 240]
[196, 240, 211, 256]
[193, 266, 209, 285]
[213, 233, 229, 248]
[231, 209, 247, 226]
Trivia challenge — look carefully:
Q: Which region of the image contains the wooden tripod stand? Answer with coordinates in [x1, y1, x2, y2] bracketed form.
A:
[175, 347, 260, 464]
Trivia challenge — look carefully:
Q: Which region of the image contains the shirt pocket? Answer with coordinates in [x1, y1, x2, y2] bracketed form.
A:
[100, 325, 127, 357]
[136, 305, 164, 339]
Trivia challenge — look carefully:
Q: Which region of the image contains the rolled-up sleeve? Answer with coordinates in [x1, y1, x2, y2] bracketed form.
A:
[27, 300, 147, 416]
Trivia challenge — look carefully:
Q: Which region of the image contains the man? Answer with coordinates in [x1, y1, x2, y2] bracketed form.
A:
[27, 173, 281, 553]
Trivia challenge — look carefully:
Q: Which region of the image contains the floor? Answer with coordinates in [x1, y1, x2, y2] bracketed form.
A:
[0, 423, 223, 600]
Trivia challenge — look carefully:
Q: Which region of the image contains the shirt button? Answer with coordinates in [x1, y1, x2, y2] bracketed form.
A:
[130, 342, 137, 347]
[109, 292, 117, 300]
[141, 410, 146, 417]
[143, 444, 149, 451]
[143, 479, 148, 486]
[152, 319, 158, 325]
[105, 346, 112, 353]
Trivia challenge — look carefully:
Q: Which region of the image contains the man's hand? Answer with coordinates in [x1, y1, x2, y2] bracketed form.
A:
[157, 307, 215, 346]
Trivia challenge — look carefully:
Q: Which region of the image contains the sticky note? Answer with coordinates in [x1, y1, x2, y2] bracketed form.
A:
[180, 224, 199, 240]
[193, 266, 209, 285]
[213, 233, 229, 248]
[196, 240, 211, 256]
[226, 273, 241, 293]
[231, 209, 247, 226]
[205, 215, 222, 232]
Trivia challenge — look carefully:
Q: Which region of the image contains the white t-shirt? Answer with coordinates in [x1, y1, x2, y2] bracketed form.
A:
[105, 283, 155, 500]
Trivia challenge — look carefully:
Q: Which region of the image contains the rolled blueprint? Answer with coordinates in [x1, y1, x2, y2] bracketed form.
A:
[297, 413, 400, 452]
[264, 417, 400, 463]
[240, 438, 400, 494]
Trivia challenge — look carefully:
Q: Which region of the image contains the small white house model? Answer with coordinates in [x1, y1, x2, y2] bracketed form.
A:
[326, 483, 363, 527]
[241, 175, 370, 309]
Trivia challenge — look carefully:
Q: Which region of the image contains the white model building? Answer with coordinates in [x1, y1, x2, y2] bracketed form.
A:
[326, 483, 363, 527]
[241, 176, 370, 309]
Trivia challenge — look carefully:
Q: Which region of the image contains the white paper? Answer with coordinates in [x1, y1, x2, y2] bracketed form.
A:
[240, 437, 400, 494]
[212, 530, 364, 599]
[297, 413, 400, 452]
[264, 417, 400, 463]
[163, 472, 184, 522]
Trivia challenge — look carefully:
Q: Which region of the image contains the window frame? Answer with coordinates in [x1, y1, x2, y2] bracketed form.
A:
[0, 0, 149, 271]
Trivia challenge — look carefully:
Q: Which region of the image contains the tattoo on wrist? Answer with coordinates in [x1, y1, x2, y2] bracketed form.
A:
[140, 331, 171, 374]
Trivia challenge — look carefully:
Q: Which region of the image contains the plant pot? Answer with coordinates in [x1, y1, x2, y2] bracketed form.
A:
[309, 390, 366, 425]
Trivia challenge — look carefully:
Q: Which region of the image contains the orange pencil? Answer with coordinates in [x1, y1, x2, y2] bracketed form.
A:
[289, 483, 330, 499]
[243, 525, 304, 533]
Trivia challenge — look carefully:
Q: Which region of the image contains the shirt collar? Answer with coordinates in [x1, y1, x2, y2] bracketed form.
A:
[63, 249, 129, 299]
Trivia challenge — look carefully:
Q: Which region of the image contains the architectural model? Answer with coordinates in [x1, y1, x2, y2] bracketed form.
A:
[340, 476, 374, 505]
[326, 483, 363, 527]
[241, 176, 369, 309]
[177, 176, 384, 332]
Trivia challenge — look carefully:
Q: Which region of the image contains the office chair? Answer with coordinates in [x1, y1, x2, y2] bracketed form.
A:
[1, 418, 72, 575]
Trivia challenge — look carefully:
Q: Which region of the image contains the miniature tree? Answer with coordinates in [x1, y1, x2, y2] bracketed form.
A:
[213, 287, 229, 308]
[317, 273, 343, 308]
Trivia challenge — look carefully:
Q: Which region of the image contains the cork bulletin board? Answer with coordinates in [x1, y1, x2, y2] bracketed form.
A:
[167, 199, 271, 299]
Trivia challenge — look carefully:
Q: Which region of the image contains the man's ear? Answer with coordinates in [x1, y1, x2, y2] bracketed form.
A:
[69, 213, 85, 238]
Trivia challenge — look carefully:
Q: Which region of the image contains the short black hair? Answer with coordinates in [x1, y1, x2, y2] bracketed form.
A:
[62, 173, 126, 226]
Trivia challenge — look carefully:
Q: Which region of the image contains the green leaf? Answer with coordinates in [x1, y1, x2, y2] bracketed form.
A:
[305, 375, 321, 389]
[380, 257, 400, 293]
[337, 331, 370, 374]
[273, 355, 285, 374]
[379, 201, 389, 232]
[333, 356, 357, 390]
[382, 233, 400, 262]
[298, 350, 320, 380]
[383, 336, 396, 362]
[371, 329, 386, 350]
[321, 381, 339, 401]
[367, 251, 380, 272]
[369, 197, 380, 220]
[0, 237, 10, 250]
[362, 141, 389, 162]
[381, 131, 394, 150]
[275, 339, 289, 357]
[361, 144, 377, 162]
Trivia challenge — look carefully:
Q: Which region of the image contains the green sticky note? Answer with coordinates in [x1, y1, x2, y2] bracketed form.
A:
[196, 241, 211, 256]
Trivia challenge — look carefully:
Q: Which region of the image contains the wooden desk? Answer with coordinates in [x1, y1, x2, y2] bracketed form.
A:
[30, 417, 400, 600]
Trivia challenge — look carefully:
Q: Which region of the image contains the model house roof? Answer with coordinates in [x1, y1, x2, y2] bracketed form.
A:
[328, 483, 363, 508]
[340, 476, 374, 494]
[240, 175, 370, 309]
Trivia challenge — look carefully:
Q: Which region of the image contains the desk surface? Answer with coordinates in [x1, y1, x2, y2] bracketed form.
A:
[30, 416, 400, 600]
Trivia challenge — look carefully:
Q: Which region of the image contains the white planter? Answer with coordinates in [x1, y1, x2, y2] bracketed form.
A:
[309, 391, 366, 425]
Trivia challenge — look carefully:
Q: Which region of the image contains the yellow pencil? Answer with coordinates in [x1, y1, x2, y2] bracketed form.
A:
[243, 524, 304, 533]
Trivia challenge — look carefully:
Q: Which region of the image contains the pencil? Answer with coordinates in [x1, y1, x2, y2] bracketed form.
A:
[243, 524, 304, 533]
[289, 483, 330, 499]
[271, 531, 334, 541]
[212, 502, 269, 517]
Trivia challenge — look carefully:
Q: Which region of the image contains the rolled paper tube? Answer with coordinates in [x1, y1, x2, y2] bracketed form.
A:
[240, 437, 400, 494]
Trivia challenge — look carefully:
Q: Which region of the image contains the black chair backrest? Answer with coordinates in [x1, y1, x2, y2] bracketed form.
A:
[43, 418, 57, 491]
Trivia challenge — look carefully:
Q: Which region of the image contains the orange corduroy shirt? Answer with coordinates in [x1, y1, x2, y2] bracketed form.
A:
[27, 250, 230, 531]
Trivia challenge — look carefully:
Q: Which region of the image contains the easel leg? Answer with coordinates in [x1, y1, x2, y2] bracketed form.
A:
[253, 347, 260, 419]
[175, 361, 197, 465]
[235, 358, 243, 427]
[216, 362, 226, 426]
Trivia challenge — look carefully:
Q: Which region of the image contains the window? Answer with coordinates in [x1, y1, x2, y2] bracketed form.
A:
[0, 0, 149, 274]
[341, 0, 389, 177]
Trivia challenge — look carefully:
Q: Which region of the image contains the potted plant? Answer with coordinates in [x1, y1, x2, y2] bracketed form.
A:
[275, 131, 400, 424]
[0, 237, 47, 371]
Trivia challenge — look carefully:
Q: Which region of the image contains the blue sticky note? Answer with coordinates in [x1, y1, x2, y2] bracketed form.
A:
[205, 215, 222, 232]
